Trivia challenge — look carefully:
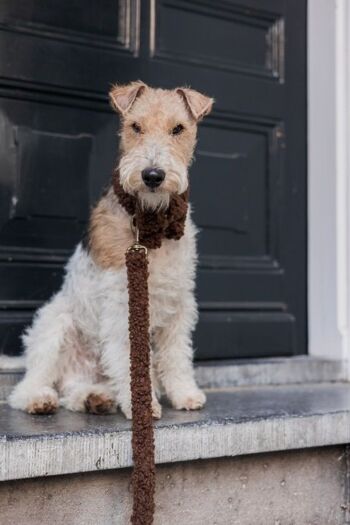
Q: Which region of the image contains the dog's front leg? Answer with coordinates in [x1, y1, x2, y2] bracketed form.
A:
[100, 292, 161, 419]
[153, 292, 206, 411]
[9, 293, 71, 414]
[100, 332, 132, 419]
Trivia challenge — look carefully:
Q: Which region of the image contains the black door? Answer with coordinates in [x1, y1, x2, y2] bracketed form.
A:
[0, 0, 306, 360]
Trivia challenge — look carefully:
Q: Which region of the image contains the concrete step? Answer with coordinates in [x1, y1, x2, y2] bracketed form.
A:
[1, 382, 350, 524]
[1, 382, 350, 481]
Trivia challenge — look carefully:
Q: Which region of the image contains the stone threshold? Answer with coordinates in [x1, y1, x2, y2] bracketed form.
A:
[1, 382, 350, 482]
[0, 356, 348, 401]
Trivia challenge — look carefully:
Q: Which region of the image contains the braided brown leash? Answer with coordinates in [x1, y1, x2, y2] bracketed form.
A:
[114, 171, 189, 524]
[126, 236, 155, 525]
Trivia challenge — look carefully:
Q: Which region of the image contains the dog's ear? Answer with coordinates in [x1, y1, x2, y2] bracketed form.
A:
[176, 87, 214, 121]
[109, 81, 146, 115]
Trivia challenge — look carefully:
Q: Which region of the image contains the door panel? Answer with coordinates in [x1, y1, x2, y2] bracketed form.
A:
[153, 0, 284, 80]
[0, 0, 307, 360]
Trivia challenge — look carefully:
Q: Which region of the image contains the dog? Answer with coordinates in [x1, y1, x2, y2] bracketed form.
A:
[8, 81, 214, 419]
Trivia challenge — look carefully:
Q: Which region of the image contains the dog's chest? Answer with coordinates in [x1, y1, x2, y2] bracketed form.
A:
[148, 237, 186, 291]
[81, 214, 197, 330]
[147, 232, 195, 327]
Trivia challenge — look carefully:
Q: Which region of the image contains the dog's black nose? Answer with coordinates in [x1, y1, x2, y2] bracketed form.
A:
[142, 167, 165, 189]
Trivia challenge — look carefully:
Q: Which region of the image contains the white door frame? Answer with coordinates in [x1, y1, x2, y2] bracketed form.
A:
[308, 0, 350, 373]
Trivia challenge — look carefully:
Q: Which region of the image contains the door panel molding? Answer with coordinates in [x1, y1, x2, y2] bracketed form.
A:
[194, 111, 285, 272]
[150, 0, 284, 80]
[0, 0, 140, 54]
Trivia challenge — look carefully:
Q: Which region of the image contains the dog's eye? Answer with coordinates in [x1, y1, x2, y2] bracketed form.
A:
[131, 122, 142, 134]
[171, 124, 184, 136]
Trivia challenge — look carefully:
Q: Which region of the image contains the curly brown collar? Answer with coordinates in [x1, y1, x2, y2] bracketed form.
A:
[113, 171, 189, 250]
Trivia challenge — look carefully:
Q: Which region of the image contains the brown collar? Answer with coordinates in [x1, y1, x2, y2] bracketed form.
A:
[113, 171, 188, 249]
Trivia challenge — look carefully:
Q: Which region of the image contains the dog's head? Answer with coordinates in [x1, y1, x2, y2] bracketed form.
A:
[109, 81, 213, 209]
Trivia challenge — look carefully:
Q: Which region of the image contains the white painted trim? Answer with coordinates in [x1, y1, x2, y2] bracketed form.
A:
[308, 0, 350, 373]
[335, 0, 350, 368]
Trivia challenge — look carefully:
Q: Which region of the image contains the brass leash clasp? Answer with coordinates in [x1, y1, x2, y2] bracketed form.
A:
[127, 216, 148, 255]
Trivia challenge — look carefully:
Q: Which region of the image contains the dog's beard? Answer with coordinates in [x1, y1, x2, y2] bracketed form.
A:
[137, 191, 170, 211]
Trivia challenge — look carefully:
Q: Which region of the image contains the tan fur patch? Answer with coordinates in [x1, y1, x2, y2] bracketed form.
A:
[88, 188, 133, 270]
[121, 88, 197, 174]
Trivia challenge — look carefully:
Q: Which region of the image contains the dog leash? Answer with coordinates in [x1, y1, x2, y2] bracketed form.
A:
[126, 219, 155, 525]
[114, 170, 189, 524]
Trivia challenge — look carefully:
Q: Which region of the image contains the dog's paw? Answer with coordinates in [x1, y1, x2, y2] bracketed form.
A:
[61, 384, 117, 414]
[84, 392, 116, 415]
[9, 384, 58, 415]
[171, 388, 206, 411]
[25, 387, 59, 415]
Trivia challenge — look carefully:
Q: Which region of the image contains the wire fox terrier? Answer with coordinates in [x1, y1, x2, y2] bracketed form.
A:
[8, 81, 214, 418]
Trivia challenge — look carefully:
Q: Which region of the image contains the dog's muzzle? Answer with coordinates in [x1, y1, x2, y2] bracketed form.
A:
[141, 167, 165, 189]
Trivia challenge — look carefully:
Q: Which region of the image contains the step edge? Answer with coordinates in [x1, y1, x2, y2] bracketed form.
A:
[1, 409, 350, 482]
